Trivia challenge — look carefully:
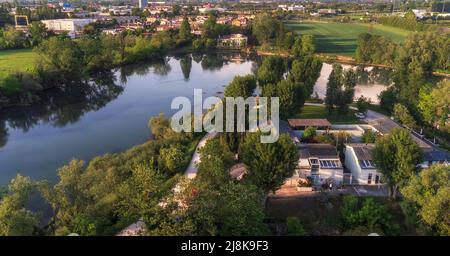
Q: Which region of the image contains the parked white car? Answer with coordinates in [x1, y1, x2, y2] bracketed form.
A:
[355, 112, 366, 119]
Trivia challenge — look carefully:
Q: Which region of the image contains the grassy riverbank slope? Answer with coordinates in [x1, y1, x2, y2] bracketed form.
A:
[0, 49, 36, 79]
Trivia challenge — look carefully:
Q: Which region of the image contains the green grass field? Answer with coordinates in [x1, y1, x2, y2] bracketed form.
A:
[292, 105, 363, 124]
[0, 49, 36, 79]
[285, 22, 411, 56]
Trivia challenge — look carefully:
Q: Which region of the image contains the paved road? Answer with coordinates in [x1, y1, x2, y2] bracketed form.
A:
[118, 130, 217, 235]
[184, 130, 218, 179]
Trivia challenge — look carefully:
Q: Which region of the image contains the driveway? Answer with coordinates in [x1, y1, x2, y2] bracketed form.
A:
[349, 185, 389, 197]
[184, 130, 218, 179]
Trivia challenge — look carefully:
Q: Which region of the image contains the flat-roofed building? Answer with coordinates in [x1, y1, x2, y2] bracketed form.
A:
[345, 144, 382, 185]
[286, 144, 343, 186]
[41, 18, 95, 38]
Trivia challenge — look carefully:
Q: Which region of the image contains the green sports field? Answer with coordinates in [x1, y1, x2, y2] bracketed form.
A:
[285, 22, 411, 56]
[0, 49, 36, 79]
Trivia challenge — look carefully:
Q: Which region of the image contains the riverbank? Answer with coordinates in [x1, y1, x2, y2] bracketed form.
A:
[256, 49, 450, 78]
[0, 54, 256, 185]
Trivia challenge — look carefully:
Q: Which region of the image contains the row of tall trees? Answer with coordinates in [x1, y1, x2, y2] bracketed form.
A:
[0, 30, 178, 107]
[357, 31, 449, 139]
[379, 11, 428, 31]
[0, 21, 49, 49]
[324, 64, 357, 115]
[370, 127, 449, 235]
[0, 114, 198, 235]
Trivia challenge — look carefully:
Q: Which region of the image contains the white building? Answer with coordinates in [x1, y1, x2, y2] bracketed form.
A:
[288, 5, 305, 12]
[418, 146, 449, 169]
[199, 7, 226, 14]
[412, 9, 428, 19]
[139, 0, 148, 10]
[41, 18, 95, 38]
[345, 144, 382, 185]
[217, 34, 248, 49]
[286, 144, 344, 186]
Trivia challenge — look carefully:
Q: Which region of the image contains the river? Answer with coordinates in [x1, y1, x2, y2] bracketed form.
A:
[0, 54, 393, 185]
[313, 63, 392, 104]
[0, 53, 256, 185]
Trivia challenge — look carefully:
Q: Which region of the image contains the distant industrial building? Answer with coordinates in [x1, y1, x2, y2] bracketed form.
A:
[41, 18, 95, 38]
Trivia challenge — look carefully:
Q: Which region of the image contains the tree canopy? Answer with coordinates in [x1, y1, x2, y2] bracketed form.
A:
[401, 164, 450, 236]
[239, 132, 298, 193]
[372, 128, 422, 199]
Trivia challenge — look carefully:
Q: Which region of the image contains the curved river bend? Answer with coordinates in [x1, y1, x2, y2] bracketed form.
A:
[0, 53, 255, 185]
[0, 54, 391, 185]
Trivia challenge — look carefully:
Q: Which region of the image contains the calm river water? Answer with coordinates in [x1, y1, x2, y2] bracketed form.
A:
[0, 54, 392, 185]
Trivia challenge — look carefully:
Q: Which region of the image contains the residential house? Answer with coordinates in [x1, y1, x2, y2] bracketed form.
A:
[232, 17, 248, 27]
[344, 144, 382, 185]
[217, 34, 248, 49]
[286, 144, 344, 186]
[315, 9, 337, 17]
[419, 147, 449, 168]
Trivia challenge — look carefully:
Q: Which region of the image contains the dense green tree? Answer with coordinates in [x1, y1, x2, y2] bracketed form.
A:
[35, 37, 85, 83]
[240, 132, 298, 193]
[341, 195, 397, 235]
[202, 14, 218, 39]
[356, 95, 370, 114]
[401, 164, 450, 235]
[372, 128, 422, 199]
[300, 34, 315, 56]
[379, 10, 425, 31]
[28, 21, 49, 47]
[418, 80, 450, 133]
[180, 55, 192, 81]
[196, 138, 235, 188]
[325, 64, 356, 115]
[1, 25, 26, 49]
[149, 113, 191, 144]
[276, 79, 305, 118]
[286, 217, 305, 235]
[262, 78, 305, 119]
[378, 87, 397, 113]
[251, 13, 284, 46]
[325, 64, 342, 114]
[302, 126, 316, 141]
[393, 32, 440, 110]
[159, 144, 187, 175]
[178, 17, 192, 43]
[186, 182, 269, 236]
[290, 34, 316, 57]
[257, 56, 285, 86]
[361, 129, 377, 144]
[224, 75, 257, 98]
[289, 56, 322, 97]
[116, 165, 174, 221]
[393, 103, 417, 129]
[355, 33, 396, 66]
[0, 175, 40, 236]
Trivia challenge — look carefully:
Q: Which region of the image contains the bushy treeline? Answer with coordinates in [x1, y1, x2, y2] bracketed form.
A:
[358, 31, 450, 147]
[379, 11, 430, 31]
[0, 31, 179, 108]
[356, 32, 449, 70]
[0, 114, 199, 236]
[250, 12, 317, 56]
[0, 71, 305, 236]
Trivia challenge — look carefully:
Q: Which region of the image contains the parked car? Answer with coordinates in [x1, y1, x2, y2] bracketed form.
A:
[355, 112, 366, 119]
